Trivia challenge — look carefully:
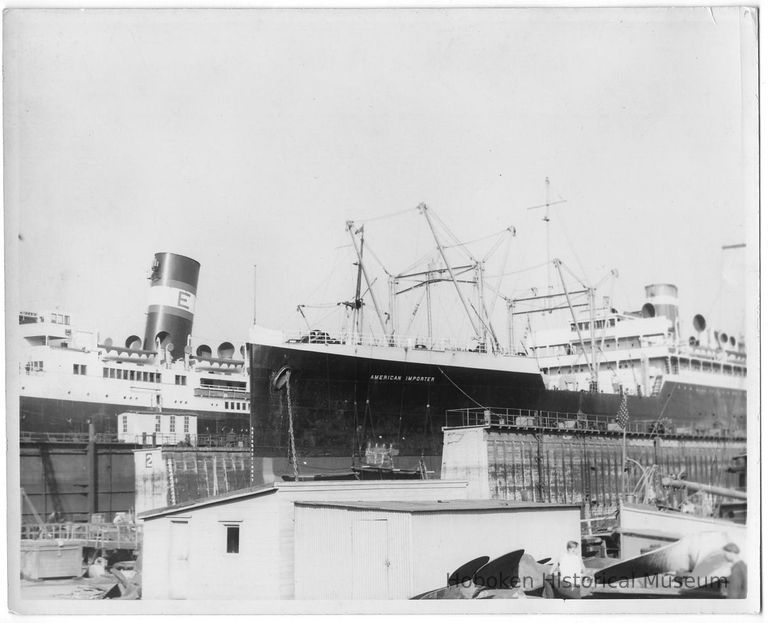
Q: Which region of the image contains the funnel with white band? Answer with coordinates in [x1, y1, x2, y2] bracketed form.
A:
[143, 252, 201, 360]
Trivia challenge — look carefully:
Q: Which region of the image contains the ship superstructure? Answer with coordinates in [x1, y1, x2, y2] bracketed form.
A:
[532, 283, 746, 431]
[19, 253, 251, 437]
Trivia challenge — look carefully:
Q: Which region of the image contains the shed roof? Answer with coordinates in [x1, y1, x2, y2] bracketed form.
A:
[138, 479, 470, 520]
[294, 500, 580, 513]
[139, 483, 278, 520]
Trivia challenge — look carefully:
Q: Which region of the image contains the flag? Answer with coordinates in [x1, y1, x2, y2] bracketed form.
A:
[616, 392, 629, 429]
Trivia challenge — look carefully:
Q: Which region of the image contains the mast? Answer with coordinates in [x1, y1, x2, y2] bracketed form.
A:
[388, 275, 397, 337]
[425, 260, 434, 342]
[554, 258, 598, 388]
[475, 262, 487, 348]
[526, 178, 568, 296]
[347, 221, 389, 338]
[418, 203, 480, 337]
[545, 176, 551, 293]
[588, 286, 598, 391]
[353, 228, 364, 337]
[252, 264, 257, 325]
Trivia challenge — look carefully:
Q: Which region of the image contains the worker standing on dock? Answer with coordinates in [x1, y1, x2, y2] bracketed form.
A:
[723, 543, 747, 598]
[548, 540, 587, 599]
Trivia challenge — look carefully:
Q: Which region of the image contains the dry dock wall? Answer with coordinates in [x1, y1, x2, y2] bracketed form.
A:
[20, 442, 253, 522]
[135, 448, 252, 513]
[442, 426, 744, 515]
[20, 442, 136, 523]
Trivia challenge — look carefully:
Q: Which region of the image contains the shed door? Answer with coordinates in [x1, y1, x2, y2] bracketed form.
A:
[351, 519, 390, 599]
[169, 520, 190, 599]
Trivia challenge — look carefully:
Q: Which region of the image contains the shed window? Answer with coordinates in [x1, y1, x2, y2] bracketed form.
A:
[226, 525, 240, 554]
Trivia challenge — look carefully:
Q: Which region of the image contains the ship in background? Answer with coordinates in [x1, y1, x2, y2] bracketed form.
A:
[19, 252, 251, 438]
[248, 204, 747, 479]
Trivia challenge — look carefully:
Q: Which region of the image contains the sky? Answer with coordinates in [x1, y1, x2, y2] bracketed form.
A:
[6, 8, 757, 351]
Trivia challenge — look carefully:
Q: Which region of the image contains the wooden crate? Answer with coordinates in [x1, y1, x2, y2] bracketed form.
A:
[21, 541, 83, 580]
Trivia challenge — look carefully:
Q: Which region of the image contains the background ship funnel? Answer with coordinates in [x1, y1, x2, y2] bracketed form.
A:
[644, 283, 678, 331]
[143, 252, 201, 360]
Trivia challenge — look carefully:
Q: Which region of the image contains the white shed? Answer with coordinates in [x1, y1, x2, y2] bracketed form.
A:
[117, 411, 197, 445]
[294, 500, 581, 599]
[138, 479, 470, 600]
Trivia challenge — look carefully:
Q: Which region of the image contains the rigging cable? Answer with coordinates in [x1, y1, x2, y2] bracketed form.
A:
[361, 240, 392, 277]
[440, 225, 514, 251]
[488, 229, 515, 319]
[437, 367, 486, 408]
[397, 250, 439, 278]
[404, 288, 428, 335]
[430, 209, 478, 263]
[483, 260, 551, 280]
[352, 206, 417, 224]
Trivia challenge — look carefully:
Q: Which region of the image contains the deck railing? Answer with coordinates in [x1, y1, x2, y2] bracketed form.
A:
[20, 431, 251, 448]
[20, 431, 119, 444]
[193, 387, 250, 399]
[445, 407, 741, 438]
[281, 329, 513, 356]
[130, 433, 251, 448]
[20, 522, 142, 549]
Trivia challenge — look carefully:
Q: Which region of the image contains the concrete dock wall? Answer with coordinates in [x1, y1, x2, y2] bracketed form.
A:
[442, 426, 744, 515]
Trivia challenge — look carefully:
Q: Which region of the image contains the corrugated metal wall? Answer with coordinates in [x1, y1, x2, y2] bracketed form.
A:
[294, 505, 413, 600]
[295, 504, 582, 599]
[277, 480, 468, 599]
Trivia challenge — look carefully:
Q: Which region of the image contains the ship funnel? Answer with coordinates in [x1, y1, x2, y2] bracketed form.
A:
[719, 332, 729, 344]
[218, 341, 235, 359]
[125, 335, 142, 350]
[641, 303, 656, 318]
[143, 252, 200, 361]
[196, 344, 212, 359]
[729, 336, 736, 347]
[693, 314, 707, 333]
[644, 284, 678, 330]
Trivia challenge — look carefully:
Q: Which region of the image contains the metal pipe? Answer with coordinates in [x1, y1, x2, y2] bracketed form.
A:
[396, 264, 475, 279]
[512, 288, 590, 304]
[661, 476, 747, 500]
[87, 420, 97, 517]
[509, 302, 589, 316]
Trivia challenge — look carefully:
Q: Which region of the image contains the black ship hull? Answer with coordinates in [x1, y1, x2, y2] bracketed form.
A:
[249, 342, 747, 470]
[20, 396, 251, 436]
